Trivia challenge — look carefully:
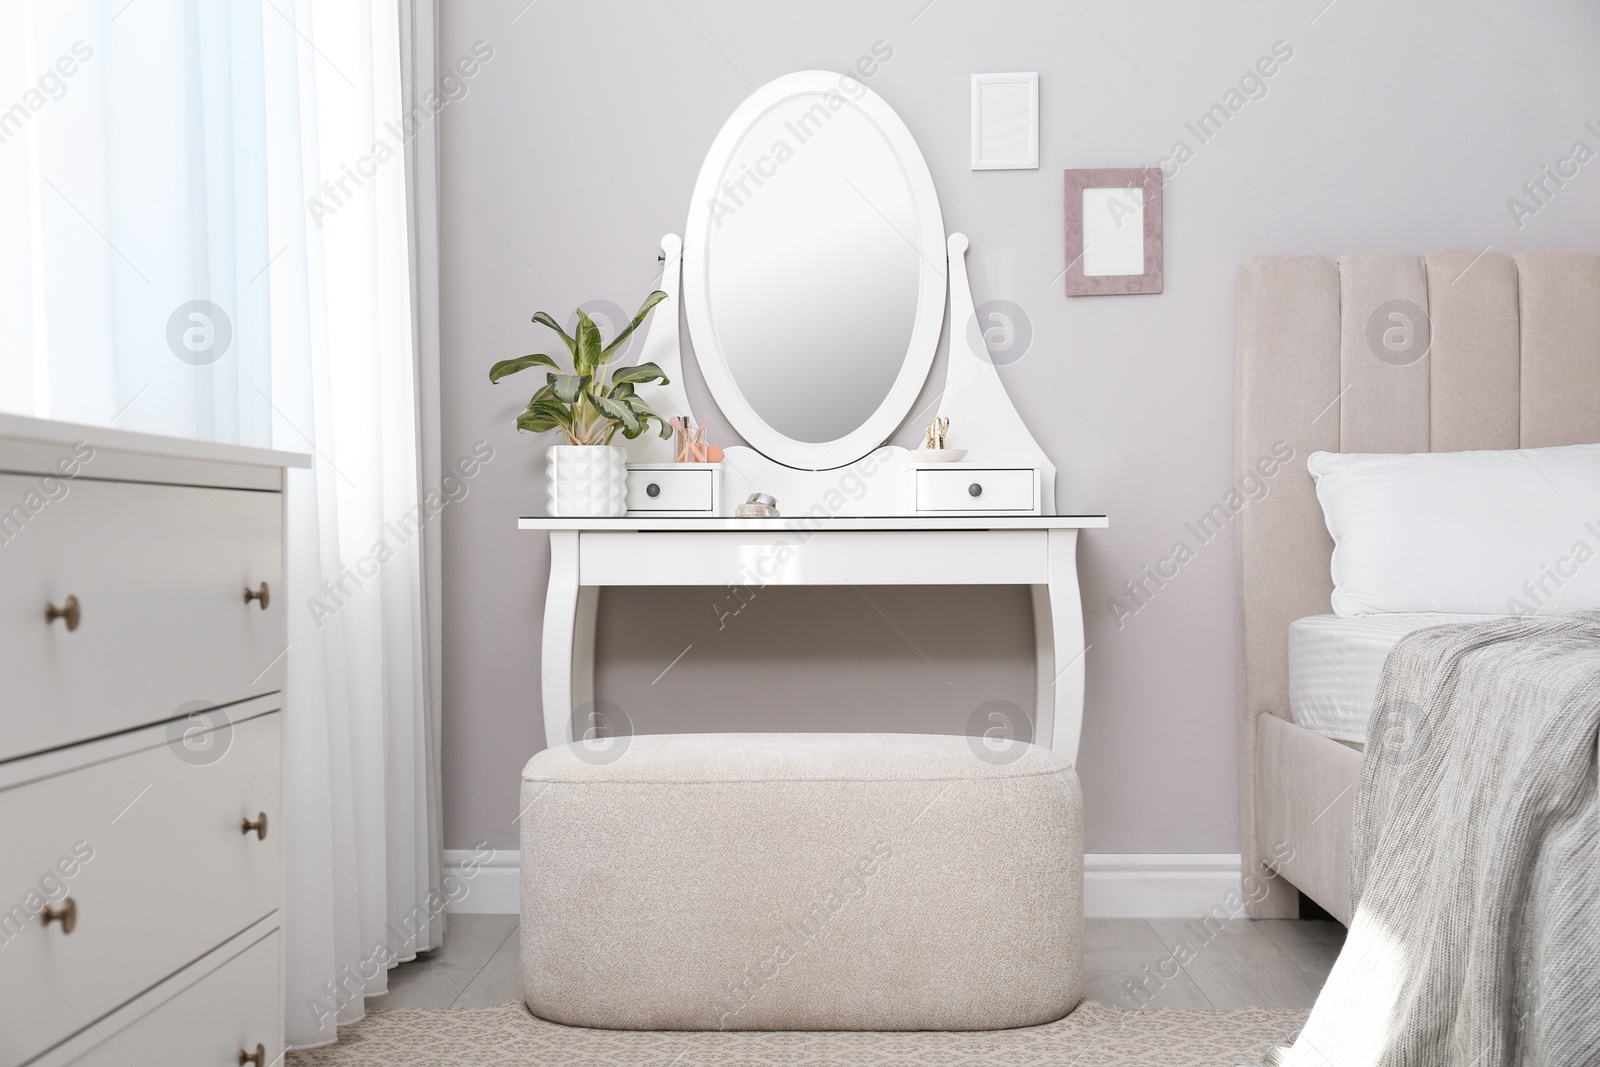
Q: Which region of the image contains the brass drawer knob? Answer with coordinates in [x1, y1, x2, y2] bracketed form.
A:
[45, 595, 81, 631]
[244, 582, 270, 610]
[241, 812, 268, 840]
[41, 897, 76, 933]
[239, 1044, 265, 1066]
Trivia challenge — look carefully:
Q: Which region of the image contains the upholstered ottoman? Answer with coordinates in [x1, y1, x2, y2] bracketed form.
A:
[519, 732, 1083, 1031]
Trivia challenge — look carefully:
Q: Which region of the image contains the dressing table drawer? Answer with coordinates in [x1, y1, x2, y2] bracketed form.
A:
[625, 465, 718, 513]
[915, 468, 1037, 512]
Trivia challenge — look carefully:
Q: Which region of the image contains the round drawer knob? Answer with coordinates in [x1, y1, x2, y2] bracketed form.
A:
[968, 483, 983, 498]
[239, 1045, 265, 1067]
[45, 595, 81, 631]
[646, 482, 661, 498]
[41, 897, 75, 934]
[244, 582, 270, 610]
[241, 812, 268, 840]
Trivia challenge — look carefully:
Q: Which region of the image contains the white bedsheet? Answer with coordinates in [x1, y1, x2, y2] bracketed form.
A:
[1287, 613, 1501, 742]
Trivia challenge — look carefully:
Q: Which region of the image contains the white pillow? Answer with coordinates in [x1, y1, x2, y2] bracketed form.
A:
[1307, 443, 1600, 616]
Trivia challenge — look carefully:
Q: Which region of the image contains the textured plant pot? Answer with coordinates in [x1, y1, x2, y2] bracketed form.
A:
[546, 444, 627, 517]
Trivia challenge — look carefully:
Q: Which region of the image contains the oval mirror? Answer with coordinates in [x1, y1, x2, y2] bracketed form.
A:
[683, 71, 946, 471]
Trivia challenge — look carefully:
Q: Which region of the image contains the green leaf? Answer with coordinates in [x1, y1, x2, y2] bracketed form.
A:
[608, 381, 636, 400]
[610, 361, 670, 387]
[516, 411, 561, 434]
[521, 393, 572, 427]
[548, 373, 588, 405]
[590, 392, 641, 435]
[531, 313, 577, 356]
[524, 396, 570, 420]
[573, 310, 604, 376]
[619, 394, 673, 440]
[599, 291, 669, 359]
[489, 353, 559, 383]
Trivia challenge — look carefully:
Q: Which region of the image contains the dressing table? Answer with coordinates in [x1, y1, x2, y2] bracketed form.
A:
[522, 72, 1106, 763]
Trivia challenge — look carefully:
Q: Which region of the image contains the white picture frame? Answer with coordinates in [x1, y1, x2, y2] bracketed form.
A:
[971, 73, 1039, 170]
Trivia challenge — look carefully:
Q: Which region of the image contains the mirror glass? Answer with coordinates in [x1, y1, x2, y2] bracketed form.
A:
[709, 96, 917, 443]
[684, 73, 946, 470]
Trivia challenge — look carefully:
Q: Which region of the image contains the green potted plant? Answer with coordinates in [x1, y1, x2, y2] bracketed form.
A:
[490, 292, 672, 516]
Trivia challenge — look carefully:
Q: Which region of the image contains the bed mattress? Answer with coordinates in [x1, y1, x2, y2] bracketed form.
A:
[1287, 613, 1500, 743]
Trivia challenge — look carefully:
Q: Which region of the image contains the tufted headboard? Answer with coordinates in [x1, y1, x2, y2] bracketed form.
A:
[1235, 249, 1600, 914]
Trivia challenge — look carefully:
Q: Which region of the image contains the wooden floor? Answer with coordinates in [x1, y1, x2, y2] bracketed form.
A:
[376, 915, 1345, 1012]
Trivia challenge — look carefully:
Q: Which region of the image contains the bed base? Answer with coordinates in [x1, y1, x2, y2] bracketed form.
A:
[1254, 714, 1360, 924]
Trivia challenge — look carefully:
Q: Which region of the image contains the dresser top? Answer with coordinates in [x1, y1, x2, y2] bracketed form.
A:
[519, 515, 1108, 531]
[0, 412, 309, 492]
[0, 413, 310, 470]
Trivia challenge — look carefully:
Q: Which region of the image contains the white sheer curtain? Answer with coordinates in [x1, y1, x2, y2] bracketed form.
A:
[1, 0, 443, 1049]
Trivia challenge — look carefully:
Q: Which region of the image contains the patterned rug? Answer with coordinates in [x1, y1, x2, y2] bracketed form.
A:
[288, 1000, 1305, 1066]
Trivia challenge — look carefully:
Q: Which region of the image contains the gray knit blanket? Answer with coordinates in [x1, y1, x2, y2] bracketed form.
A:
[1272, 612, 1600, 1067]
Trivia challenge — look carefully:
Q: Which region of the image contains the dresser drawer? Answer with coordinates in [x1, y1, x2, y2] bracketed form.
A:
[0, 712, 282, 1066]
[914, 468, 1036, 512]
[0, 475, 284, 762]
[61, 930, 281, 1067]
[626, 466, 716, 512]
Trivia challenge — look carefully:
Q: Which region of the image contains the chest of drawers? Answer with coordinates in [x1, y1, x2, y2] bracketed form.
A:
[0, 415, 306, 1066]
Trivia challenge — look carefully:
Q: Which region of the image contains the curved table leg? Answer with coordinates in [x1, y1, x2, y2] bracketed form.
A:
[542, 531, 597, 749]
[1031, 583, 1055, 750]
[1032, 529, 1085, 764]
[572, 586, 598, 737]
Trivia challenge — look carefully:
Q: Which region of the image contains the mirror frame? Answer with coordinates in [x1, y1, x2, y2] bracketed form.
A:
[682, 71, 948, 471]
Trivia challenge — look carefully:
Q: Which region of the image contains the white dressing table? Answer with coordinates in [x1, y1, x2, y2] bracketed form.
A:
[524, 515, 1106, 763]
[521, 72, 1106, 764]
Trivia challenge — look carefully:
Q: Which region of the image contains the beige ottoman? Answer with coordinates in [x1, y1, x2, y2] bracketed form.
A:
[519, 732, 1083, 1031]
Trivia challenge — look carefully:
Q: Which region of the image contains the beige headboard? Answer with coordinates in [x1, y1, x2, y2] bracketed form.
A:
[1235, 249, 1600, 911]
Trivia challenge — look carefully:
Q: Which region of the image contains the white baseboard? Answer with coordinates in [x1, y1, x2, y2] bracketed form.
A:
[1083, 853, 1243, 918]
[444, 850, 1243, 919]
[443, 850, 521, 915]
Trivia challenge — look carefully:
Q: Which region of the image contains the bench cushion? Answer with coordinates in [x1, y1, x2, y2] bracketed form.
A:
[519, 732, 1083, 1031]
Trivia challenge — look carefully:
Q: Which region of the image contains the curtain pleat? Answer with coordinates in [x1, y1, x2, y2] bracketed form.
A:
[396, 0, 447, 983]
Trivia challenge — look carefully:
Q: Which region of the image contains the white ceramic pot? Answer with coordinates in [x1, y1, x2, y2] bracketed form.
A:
[546, 444, 627, 517]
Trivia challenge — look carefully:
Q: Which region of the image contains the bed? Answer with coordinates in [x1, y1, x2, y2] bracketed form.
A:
[1235, 248, 1600, 923]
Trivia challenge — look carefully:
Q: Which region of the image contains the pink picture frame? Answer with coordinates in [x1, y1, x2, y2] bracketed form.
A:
[1063, 168, 1164, 296]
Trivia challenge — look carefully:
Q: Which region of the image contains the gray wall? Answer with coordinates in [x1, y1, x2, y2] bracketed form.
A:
[438, 0, 1600, 853]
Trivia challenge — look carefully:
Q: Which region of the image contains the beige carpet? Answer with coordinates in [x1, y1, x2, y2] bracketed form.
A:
[288, 1000, 1304, 1066]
